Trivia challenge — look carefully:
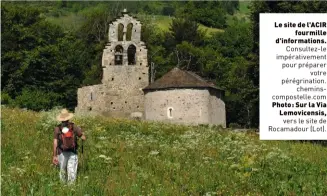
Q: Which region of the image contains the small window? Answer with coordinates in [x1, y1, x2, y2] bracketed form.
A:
[139, 77, 141, 80]
[167, 107, 173, 119]
[90, 92, 93, 101]
[111, 78, 114, 81]
[88, 107, 92, 111]
[111, 102, 113, 105]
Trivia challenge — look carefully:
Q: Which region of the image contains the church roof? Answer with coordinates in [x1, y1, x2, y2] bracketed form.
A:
[143, 67, 222, 91]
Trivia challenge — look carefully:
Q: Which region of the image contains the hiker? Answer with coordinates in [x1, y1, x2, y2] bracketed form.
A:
[52, 109, 86, 184]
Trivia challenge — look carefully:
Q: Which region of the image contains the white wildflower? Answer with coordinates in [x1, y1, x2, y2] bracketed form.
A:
[149, 150, 159, 156]
[205, 192, 216, 196]
[98, 155, 112, 161]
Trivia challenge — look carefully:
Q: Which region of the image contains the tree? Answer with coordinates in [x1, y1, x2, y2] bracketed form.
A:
[175, 1, 228, 28]
[165, 17, 205, 49]
[162, 6, 175, 16]
[1, 3, 91, 110]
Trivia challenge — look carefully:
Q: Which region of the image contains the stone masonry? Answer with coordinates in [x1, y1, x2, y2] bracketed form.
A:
[75, 9, 149, 118]
[144, 88, 226, 127]
[142, 68, 226, 127]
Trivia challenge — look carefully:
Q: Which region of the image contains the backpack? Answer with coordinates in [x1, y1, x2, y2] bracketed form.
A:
[57, 123, 77, 152]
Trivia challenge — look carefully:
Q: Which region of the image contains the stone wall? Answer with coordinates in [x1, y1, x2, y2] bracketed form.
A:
[101, 44, 148, 83]
[75, 80, 146, 118]
[144, 89, 211, 125]
[108, 13, 142, 43]
[144, 88, 226, 126]
[208, 89, 226, 128]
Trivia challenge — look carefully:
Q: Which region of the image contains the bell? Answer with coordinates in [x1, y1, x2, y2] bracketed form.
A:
[116, 55, 121, 60]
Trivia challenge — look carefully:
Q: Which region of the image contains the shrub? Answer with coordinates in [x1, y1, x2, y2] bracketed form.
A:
[1, 92, 12, 105]
[12, 88, 61, 111]
[36, 106, 64, 132]
[229, 122, 242, 129]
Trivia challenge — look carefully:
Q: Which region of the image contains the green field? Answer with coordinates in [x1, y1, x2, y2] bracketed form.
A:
[2, 107, 327, 195]
[142, 15, 224, 36]
[46, 13, 85, 32]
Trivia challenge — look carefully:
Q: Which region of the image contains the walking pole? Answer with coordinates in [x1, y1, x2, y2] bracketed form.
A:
[82, 140, 84, 154]
[81, 139, 83, 169]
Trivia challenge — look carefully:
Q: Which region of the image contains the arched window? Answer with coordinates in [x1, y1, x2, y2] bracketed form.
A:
[115, 45, 123, 65]
[117, 23, 124, 41]
[167, 107, 173, 119]
[127, 45, 136, 65]
[89, 92, 93, 101]
[126, 23, 133, 41]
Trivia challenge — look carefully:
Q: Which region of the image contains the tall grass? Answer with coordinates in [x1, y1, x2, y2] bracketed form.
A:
[2, 107, 327, 195]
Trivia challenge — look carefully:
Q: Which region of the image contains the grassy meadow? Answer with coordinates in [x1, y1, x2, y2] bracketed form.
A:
[2, 107, 327, 195]
[145, 15, 224, 37]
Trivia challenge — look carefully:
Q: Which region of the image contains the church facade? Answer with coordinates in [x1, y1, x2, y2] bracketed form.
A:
[75, 9, 149, 118]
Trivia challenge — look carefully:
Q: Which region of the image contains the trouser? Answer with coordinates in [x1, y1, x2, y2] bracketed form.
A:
[58, 151, 78, 184]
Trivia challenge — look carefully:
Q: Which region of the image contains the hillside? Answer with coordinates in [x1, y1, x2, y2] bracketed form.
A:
[44, 1, 251, 36]
[45, 13, 224, 37]
[2, 107, 327, 195]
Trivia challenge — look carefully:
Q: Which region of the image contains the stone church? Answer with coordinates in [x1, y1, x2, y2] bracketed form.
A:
[75, 9, 148, 118]
[75, 9, 226, 127]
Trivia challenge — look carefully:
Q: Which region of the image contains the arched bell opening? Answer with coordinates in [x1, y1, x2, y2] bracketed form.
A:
[117, 23, 124, 41]
[115, 45, 123, 65]
[126, 23, 133, 41]
[127, 45, 136, 65]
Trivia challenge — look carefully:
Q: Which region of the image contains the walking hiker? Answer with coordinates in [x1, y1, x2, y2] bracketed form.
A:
[52, 109, 86, 184]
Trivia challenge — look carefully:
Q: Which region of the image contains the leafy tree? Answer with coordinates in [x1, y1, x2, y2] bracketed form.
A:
[13, 88, 60, 111]
[1, 4, 63, 97]
[208, 18, 252, 58]
[165, 18, 205, 49]
[176, 1, 228, 28]
[138, 14, 168, 81]
[221, 1, 240, 15]
[162, 6, 175, 16]
[1, 4, 91, 110]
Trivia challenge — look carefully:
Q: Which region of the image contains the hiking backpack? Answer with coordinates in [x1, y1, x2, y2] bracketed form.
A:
[57, 123, 77, 152]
